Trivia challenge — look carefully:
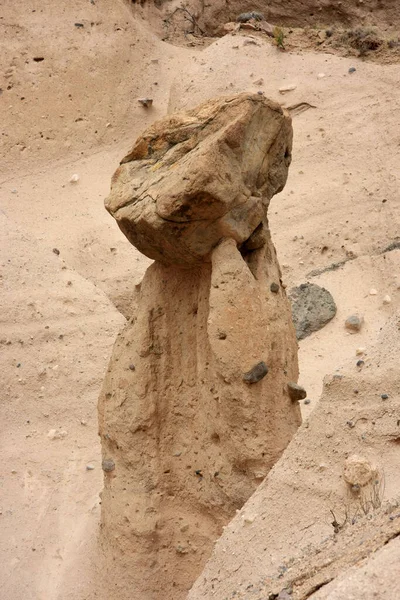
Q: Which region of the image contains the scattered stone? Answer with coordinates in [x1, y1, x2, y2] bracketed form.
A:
[138, 97, 153, 108]
[217, 331, 227, 340]
[74, 22, 84, 28]
[270, 282, 280, 294]
[356, 359, 365, 367]
[369, 288, 378, 295]
[129, 363, 135, 371]
[317, 73, 326, 79]
[47, 429, 68, 440]
[381, 393, 389, 400]
[345, 314, 363, 332]
[80, 419, 87, 426]
[86, 464, 95, 470]
[236, 11, 265, 22]
[304, 398, 311, 405]
[243, 361, 268, 384]
[287, 382, 307, 402]
[69, 173, 80, 183]
[356, 347, 366, 355]
[243, 38, 259, 46]
[343, 454, 377, 487]
[176, 544, 189, 554]
[102, 458, 115, 472]
[279, 85, 297, 94]
[253, 78, 264, 86]
[383, 295, 391, 304]
[289, 283, 337, 340]
[348, 67, 357, 73]
[52, 248, 60, 255]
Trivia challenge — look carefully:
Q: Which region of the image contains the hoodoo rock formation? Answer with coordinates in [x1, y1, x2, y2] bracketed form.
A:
[98, 93, 302, 599]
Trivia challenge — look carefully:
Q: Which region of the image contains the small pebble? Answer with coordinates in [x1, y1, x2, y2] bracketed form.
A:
[345, 314, 363, 332]
[381, 394, 389, 400]
[348, 67, 356, 73]
[270, 282, 280, 293]
[356, 359, 365, 367]
[369, 288, 377, 295]
[217, 331, 227, 340]
[52, 248, 60, 255]
[278, 84, 297, 94]
[102, 458, 115, 472]
[86, 464, 95, 471]
[128, 363, 135, 371]
[304, 398, 311, 405]
[138, 97, 153, 108]
[317, 72, 326, 79]
[356, 347, 365, 355]
[383, 295, 391, 304]
[69, 174, 80, 183]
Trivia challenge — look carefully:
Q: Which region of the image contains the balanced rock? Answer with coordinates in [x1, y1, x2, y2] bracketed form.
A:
[99, 93, 301, 600]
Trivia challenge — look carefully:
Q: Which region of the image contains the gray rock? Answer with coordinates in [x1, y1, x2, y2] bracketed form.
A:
[270, 282, 280, 294]
[237, 11, 265, 22]
[243, 361, 268, 384]
[102, 458, 115, 472]
[345, 314, 363, 332]
[289, 283, 336, 340]
[287, 382, 307, 401]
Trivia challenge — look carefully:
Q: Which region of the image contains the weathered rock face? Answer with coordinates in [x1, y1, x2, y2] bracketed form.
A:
[99, 93, 301, 600]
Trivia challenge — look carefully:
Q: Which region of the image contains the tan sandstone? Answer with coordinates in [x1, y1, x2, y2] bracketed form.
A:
[98, 93, 301, 599]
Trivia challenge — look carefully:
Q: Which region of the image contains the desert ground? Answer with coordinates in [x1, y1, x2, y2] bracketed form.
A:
[1, 1, 399, 599]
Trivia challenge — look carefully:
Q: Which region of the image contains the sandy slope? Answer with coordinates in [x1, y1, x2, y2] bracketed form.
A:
[1, 1, 399, 599]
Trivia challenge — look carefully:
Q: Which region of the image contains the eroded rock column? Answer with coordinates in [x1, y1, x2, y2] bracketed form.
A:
[98, 93, 301, 599]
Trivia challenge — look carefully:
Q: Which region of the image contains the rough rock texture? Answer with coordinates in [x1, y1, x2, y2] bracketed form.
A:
[289, 282, 337, 340]
[105, 93, 292, 267]
[129, 0, 400, 35]
[99, 93, 301, 600]
[189, 314, 400, 600]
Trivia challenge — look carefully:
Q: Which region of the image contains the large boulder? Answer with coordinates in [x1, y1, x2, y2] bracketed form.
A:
[105, 93, 292, 266]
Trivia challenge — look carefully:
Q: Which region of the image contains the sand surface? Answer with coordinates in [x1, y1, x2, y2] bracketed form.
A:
[1, 1, 399, 598]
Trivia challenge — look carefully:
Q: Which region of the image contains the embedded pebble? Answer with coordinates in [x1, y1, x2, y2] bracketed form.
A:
[69, 174, 80, 183]
[243, 361, 268, 384]
[86, 464, 95, 471]
[270, 282, 280, 293]
[383, 295, 391, 304]
[381, 393, 389, 400]
[304, 398, 311, 405]
[348, 67, 357, 73]
[138, 97, 153, 108]
[287, 382, 307, 401]
[317, 72, 326, 79]
[47, 429, 68, 440]
[102, 458, 115, 472]
[369, 288, 378, 295]
[356, 347, 366, 355]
